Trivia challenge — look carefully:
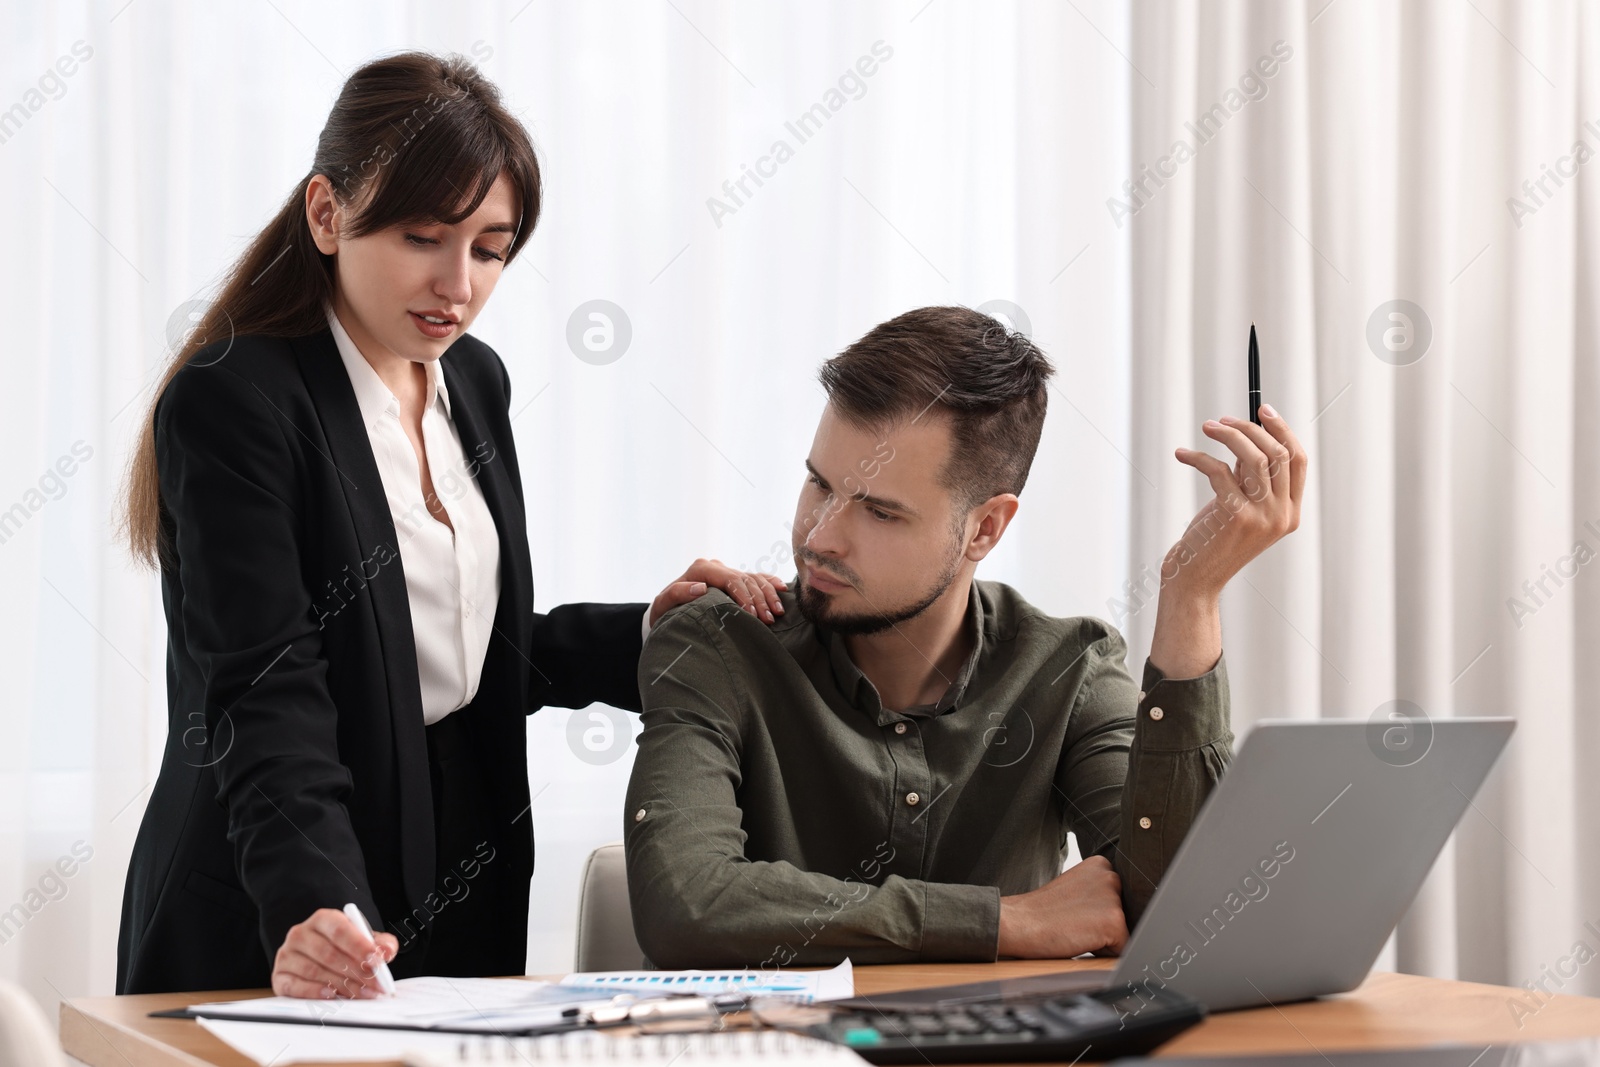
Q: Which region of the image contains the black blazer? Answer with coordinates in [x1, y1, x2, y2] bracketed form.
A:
[116, 325, 646, 994]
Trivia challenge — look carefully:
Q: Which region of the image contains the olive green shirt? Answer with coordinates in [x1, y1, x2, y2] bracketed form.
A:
[623, 579, 1231, 968]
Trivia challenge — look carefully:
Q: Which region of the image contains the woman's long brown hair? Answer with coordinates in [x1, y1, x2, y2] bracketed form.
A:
[119, 50, 542, 571]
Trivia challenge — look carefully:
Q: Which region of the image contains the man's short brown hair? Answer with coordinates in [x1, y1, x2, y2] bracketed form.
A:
[818, 306, 1055, 513]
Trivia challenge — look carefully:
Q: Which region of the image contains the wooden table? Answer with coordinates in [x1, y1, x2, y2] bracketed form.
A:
[60, 960, 1600, 1066]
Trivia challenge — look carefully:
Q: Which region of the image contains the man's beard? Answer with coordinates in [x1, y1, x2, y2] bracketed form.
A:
[793, 546, 964, 636]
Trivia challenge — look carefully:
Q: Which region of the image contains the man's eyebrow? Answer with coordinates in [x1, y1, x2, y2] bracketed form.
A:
[804, 458, 918, 517]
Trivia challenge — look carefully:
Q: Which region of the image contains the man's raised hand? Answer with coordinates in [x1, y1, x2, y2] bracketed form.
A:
[1167, 403, 1307, 599]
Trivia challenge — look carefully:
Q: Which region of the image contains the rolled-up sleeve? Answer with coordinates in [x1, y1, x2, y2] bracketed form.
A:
[1053, 623, 1232, 928]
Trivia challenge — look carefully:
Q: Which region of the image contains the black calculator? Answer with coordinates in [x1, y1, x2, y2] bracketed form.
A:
[801, 979, 1205, 1064]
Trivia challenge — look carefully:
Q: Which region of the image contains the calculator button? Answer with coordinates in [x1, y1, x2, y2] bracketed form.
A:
[1043, 997, 1119, 1027]
[1012, 1008, 1049, 1030]
[943, 1012, 984, 1034]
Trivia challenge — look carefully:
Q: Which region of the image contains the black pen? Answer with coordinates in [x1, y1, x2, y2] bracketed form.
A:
[1248, 323, 1262, 426]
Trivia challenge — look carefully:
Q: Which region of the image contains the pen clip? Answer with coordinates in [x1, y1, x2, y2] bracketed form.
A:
[580, 995, 721, 1029]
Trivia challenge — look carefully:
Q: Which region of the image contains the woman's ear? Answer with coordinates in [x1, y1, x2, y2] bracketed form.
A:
[305, 174, 342, 256]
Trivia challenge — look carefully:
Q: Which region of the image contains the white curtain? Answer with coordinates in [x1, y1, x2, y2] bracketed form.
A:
[1128, 0, 1600, 991]
[0, 1, 1130, 1012]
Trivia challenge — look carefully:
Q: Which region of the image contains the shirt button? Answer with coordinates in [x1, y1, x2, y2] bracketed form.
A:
[1149, 706, 1164, 721]
[634, 808, 647, 822]
[1138, 816, 1153, 830]
[464, 604, 473, 619]
[1138, 690, 1146, 701]
[905, 792, 920, 806]
[894, 723, 907, 735]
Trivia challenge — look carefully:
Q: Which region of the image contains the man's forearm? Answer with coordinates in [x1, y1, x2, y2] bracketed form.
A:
[1148, 584, 1221, 679]
[627, 846, 999, 967]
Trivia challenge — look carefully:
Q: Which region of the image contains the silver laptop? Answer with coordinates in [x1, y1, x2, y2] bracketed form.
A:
[843, 717, 1515, 1014]
[1109, 716, 1513, 1010]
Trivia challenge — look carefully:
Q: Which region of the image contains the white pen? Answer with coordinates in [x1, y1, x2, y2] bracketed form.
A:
[342, 902, 397, 997]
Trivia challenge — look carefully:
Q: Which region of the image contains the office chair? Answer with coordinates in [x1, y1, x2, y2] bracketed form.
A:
[0, 981, 67, 1067]
[573, 841, 647, 972]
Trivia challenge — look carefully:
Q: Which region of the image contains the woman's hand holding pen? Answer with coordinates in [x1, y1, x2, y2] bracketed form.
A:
[272, 908, 398, 999]
[650, 559, 788, 627]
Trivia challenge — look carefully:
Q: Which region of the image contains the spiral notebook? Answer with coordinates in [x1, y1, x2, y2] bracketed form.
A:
[401, 1028, 864, 1065]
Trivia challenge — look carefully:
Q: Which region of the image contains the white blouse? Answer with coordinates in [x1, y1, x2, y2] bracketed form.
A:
[326, 304, 502, 725]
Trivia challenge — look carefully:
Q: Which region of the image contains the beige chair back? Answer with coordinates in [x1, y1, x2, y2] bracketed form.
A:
[0, 982, 67, 1067]
[574, 841, 647, 972]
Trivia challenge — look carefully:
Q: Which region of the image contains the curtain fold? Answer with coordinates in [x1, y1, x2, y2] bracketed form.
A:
[1131, 0, 1600, 992]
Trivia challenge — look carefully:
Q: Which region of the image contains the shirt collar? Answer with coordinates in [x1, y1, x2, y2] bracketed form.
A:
[822, 577, 987, 724]
[325, 302, 452, 425]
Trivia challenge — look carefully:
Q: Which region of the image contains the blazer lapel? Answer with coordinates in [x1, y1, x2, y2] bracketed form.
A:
[439, 357, 532, 653]
[292, 328, 435, 911]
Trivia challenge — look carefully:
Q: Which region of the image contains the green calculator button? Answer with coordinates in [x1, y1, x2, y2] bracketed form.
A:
[842, 1027, 883, 1046]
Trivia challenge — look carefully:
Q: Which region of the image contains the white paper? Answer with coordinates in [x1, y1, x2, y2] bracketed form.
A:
[200, 1018, 470, 1064]
[201, 1018, 867, 1066]
[187, 975, 616, 1032]
[190, 964, 857, 1066]
[560, 958, 854, 1002]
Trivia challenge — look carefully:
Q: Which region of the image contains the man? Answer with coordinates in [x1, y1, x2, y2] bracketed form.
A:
[624, 306, 1305, 966]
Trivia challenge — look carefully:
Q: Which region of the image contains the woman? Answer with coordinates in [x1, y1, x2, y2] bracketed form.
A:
[115, 51, 782, 997]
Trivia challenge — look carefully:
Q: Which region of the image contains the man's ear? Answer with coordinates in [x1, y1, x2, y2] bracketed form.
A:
[963, 493, 1020, 562]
